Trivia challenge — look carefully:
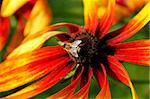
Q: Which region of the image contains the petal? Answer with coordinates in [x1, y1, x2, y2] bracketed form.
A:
[126, 0, 148, 11]
[14, 1, 35, 19]
[5, 62, 75, 98]
[7, 22, 81, 58]
[7, 31, 67, 59]
[72, 67, 92, 99]
[4, 17, 25, 57]
[0, 16, 10, 50]
[0, 56, 70, 92]
[24, 0, 52, 36]
[107, 2, 150, 45]
[22, 23, 81, 43]
[98, 0, 116, 39]
[107, 56, 138, 99]
[1, 0, 30, 16]
[0, 46, 67, 75]
[83, 0, 99, 33]
[93, 64, 111, 99]
[114, 40, 150, 66]
[48, 66, 84, 99]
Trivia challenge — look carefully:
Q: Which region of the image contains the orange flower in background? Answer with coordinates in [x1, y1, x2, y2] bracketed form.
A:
[0, 0, 150, 99]
[0, 0, 52, 56]
[98, 0, 149, 23]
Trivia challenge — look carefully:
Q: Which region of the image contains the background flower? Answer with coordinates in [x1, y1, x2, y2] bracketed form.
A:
[0, 0, 52, 59]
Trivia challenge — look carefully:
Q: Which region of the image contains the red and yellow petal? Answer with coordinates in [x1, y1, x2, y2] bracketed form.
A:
[5, 62, 75, 98]
[99, 0, 116, 39]
[7, 22, 81, 58]
[0, 56, 70, 92]
[83, 0, 99, 33]
[0, 46, 67, 75]
[114, 40, 150, 65]
[22, 23, 81, 43]
[72, 67, 92, 99]
[107, 56, 138, 99]
[7, 31, 67, 59]
[0, 16, 10, 50]
[4, 17, 25, 57]
[107, 1, 150, 45]
[94, 64, 111, 99]
[1, 0, 31, 16]
[48, 66, 84, 99]
[24, 0, 52, 36]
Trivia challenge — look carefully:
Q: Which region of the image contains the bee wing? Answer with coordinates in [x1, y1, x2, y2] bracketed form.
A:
[69, 47, 79, 58]
[72, 40, 82, 47]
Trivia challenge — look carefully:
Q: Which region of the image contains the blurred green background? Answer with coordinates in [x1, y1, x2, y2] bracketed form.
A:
[0, 0, 149, 99]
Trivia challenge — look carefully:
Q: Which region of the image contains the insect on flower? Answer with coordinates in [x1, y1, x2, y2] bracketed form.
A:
[0, 0, 149, 99]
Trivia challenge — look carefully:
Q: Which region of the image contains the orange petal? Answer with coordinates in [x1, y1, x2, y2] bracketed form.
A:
[107, 56, 138, 99]
[0, 16, 10, 50]
[5, 62, 75, 99]
[24, 0, 52, 36]
[72, 67, 92, 99]
[48, 66, 84, 99]
[0, 46, 67, 75]
[126, 0, 148, 11]
[107, 1, 150, 45]
[83, 0, 99, 33]
[0, 56, 70, 92]
[99, 0, 116, 39]
[94, 64, 111, 99]
[1, 0, 29, 16]
[114, 40, 150, 65]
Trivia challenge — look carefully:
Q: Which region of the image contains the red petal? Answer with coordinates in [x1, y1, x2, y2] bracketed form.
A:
[47, 66, 84, 99]
[0, 46, 67, 76]
[5, 62, 75, 98]
[99, 0, 116, 39]
[72, 67, 92, 99]
[0, 16, 10, 50]
[83, 0, 99, 34]
[107, 56, 138, 99]
[94, 64, 111, 99]
[0, 56, 70, 92]
[114, 40, 150, 65]
[107, 2, 150, 45]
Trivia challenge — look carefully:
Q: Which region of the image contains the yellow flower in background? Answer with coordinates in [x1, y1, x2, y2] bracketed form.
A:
[0, 0, 52, 57]
[98, 0, 148, 23]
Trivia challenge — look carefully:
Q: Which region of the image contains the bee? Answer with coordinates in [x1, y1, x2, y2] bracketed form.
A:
[58, 40, 82, 58]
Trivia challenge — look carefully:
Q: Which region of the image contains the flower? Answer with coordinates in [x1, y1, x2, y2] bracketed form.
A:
[0, 0, 52, 56]
[98, 0, 149, 23]
[0, 0, 150, 98]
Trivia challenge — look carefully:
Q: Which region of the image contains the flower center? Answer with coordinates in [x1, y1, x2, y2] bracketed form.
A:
[63, 30, 115, 66]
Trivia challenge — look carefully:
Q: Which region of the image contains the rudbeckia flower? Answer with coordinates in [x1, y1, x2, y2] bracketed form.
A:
[0, 0, 150, 98]
[0, 0, 52, 56]
[98, 0, 149, 23]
